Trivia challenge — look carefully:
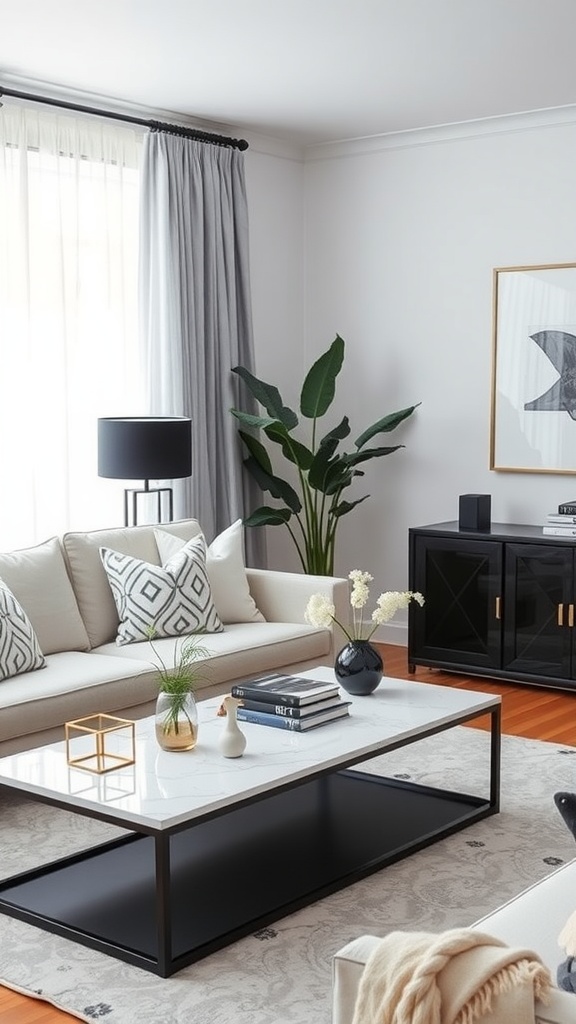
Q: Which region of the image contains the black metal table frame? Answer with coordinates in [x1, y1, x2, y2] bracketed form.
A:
[0, 703, 501, 977]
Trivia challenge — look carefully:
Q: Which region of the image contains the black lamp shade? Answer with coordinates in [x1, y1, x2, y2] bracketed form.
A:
[98, 417, 192, 481]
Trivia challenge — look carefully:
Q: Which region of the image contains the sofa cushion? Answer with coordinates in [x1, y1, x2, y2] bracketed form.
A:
[94, 620, 332, 687]
[0, 651, 158, 744]
[62, 520, 205, 648]
[0, 579, 46, 681]
[154, 519, 265, 624]
[0, 537, 90, 654]
[100, 534, 223, 644]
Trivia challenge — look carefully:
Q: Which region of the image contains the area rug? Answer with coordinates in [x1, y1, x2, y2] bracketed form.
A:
[1, 727, 576, 1024]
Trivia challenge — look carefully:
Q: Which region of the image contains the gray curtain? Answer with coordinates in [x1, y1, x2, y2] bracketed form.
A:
[139, 130, 265, 566]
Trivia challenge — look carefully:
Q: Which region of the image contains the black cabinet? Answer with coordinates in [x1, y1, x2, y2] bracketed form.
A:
[409, 522, 576, 690]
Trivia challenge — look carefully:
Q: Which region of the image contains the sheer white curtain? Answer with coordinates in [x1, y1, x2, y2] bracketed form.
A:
[0, 105, 145, 549]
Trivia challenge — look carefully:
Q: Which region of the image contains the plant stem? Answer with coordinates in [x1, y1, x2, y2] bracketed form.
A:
[162, 694, 194, 735]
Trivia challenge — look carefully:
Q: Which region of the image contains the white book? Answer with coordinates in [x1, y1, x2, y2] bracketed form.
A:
[543, 525, 576, 536]
[546, 513, 576, 524]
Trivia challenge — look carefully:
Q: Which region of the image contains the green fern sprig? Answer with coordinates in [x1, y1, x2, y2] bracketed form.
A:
[146, 627, 211, 735]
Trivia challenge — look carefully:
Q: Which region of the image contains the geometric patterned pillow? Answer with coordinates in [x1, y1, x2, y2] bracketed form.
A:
[99, 533, 224, 646]
[0, 578, 46, 681]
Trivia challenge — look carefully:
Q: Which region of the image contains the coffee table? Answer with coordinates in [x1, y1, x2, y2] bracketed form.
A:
[0, 669, 500, 977]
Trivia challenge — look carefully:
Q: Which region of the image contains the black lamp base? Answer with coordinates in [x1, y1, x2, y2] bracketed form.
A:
[124, 482, 174, 527]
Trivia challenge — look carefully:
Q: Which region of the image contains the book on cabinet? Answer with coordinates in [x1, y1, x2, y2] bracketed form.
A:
[543, 525, 576, 537]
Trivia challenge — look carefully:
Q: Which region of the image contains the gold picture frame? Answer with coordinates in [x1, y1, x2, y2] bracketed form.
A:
[490, 262, 576, 474]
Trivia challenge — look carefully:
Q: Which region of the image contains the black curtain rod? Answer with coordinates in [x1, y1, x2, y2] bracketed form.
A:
[0, 86, 249, 151]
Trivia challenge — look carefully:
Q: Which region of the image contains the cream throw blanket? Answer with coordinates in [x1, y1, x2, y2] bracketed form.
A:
[351, 929, 552, 1024]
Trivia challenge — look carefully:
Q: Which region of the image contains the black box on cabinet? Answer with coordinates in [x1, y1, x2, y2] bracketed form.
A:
[458, 494, 491, 531]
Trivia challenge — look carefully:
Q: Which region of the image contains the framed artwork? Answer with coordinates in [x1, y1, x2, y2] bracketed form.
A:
[490, 262, 576, 474]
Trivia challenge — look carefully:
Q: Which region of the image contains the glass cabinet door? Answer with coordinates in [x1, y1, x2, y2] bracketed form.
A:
[410, 536, 503, 668]
[503, 543, 573, 679]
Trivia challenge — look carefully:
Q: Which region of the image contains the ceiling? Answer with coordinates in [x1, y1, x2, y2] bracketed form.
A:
[2, 0, 576, 146]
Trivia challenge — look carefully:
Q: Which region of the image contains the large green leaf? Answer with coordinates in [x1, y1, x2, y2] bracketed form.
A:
[300, 335, 345, 419]
[323, 459, 354, 495]
[243, 506, 293, 527]
[264, 423, 314, 469]
[232, 366, 298, 429]
[318, 415, 350, 447]
[243, 457, 302, 512]
[330, 495, 370, 519]
[308, 418, 351, 489]
[355, 403, 420, 449]
[343, 445, 404, 468]
[238, 430, 272, 474]
[231, 409, 279, 431]
[308, 444, 339, 490]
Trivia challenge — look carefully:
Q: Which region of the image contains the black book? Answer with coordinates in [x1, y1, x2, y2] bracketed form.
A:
[231, 672, 340, 707]
[236, 703, 351, 731]
[238, 694, 343, 719]
[558, 501, 576, 514]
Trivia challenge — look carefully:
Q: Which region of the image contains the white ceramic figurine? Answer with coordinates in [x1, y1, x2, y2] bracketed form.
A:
[218, 694, 247, 758]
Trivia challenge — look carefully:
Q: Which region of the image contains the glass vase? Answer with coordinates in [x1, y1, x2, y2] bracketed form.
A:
[155, 690, 198, 751]
[334, 640, 383, 696]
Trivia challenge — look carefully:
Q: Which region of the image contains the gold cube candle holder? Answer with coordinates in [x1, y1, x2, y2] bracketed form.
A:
[65, 714, 136, 774]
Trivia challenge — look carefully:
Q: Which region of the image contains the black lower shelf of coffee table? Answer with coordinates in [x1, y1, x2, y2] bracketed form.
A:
[0, 768, 494, 974]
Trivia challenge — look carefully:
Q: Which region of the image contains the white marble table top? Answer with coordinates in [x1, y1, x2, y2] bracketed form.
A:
[0, 668, 499, 832]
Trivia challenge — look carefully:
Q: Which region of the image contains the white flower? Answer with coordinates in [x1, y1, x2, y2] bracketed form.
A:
[373, 590, 425, 624]
[350, 581, 370, 608]
[348, 570, 373, 585]
[305, 574, 424, 643]
[349, 569, 373, 609]
[305, 593, 335, 629]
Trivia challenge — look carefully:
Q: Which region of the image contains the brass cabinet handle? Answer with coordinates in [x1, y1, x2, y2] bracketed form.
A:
[495, 596, 501, 620]
[558, 603, 565, 626]
[570, 604, 575, 628]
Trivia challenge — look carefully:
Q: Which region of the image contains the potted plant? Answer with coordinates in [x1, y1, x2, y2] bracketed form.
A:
[231, 334, 419, 575]
[147, 629, 211, 751]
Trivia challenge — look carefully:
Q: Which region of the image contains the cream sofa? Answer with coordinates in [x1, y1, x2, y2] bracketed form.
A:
[332, 859, 576, 1024]
[0, 518, 348, 757]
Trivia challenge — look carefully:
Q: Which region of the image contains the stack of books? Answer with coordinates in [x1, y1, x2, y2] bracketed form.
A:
[543, 500, 576, 537]
[231, 672, 351, 732]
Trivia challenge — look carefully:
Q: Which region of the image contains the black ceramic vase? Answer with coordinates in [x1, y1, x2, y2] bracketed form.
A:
[334, 640, 383, 696]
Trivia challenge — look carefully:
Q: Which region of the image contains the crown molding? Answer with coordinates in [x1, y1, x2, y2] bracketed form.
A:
[9, 70, 571, 164]
[304, 103, 576, 162]
[0, 71, 304, 162]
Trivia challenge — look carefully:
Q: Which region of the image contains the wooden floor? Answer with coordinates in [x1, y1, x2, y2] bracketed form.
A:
[2, 642, 576, 1022]
[381, 643, 576, 744]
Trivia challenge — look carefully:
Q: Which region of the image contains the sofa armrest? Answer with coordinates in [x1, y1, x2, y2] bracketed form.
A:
[246, 568, 349, 659]
[331, 935, 576, 1024]
[332, 936, 381, 1024]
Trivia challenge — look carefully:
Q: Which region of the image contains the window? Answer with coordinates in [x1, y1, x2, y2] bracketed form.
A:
[0, 105, 145, 548]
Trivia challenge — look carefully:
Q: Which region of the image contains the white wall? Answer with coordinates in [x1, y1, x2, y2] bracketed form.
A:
[301, 112, 576, 642]
[241, 111, 576, 645]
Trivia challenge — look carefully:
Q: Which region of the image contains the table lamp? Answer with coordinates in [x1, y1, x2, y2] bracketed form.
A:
[97, 417, 192, 526]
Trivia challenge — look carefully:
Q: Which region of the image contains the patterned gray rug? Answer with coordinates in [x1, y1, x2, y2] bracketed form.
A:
[1, 726, 575, 1024]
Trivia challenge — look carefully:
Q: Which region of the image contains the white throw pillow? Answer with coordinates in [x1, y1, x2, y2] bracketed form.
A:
[0, 578, 46, 680]
[0, 536, 90, 654]
[100, 534, 223, 645]
[154, 520, 265, 624]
